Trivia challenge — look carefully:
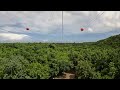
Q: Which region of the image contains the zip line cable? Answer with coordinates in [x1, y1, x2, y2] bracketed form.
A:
[0, 11, 106, 42]
[85, 11, 105, 29]
[79, 11, 105, 32]
[86, 11, 103, 28]
[80, 11, 103, 29]
[81, 11, 97, 28]
[88, 11, 105, 33]
[89, 11, 105, 28]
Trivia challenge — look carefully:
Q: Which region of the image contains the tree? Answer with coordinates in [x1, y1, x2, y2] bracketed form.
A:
[26, 63, 50, 79]
[108, 62, 117, 79]
[75, 60, 101, 79]
[2, 55, 29, 79]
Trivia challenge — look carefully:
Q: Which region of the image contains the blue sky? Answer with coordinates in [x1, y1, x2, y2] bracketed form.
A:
[0, 11, 120, 43]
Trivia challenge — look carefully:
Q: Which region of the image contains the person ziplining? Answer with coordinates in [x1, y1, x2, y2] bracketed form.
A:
[80, 11, 105, 32]
[80, 28, 84, 31]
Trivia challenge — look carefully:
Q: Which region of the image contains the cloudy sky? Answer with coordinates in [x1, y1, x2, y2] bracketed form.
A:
[0, 11, 120, 43]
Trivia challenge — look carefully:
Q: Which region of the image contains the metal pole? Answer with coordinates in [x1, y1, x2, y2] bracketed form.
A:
[62, 11, 63, 43]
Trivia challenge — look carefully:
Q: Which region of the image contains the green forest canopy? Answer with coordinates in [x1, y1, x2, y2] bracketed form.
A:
[0, 34, 120, 79]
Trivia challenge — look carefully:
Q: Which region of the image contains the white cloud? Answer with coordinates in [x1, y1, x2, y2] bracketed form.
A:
[0, 11, 120, 36]
[0, 33, 31, 42]
[43, 39, 48, 42]
[88, 28, 93, 32]
[63, 11, 120, 34]
[0, 11, 62, 34]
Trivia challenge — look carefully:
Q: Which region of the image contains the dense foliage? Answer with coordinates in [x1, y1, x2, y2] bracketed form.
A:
[0, 34, 120, 79]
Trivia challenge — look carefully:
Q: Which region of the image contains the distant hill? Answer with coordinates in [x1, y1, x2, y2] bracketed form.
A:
[96, 34, 120, 48]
